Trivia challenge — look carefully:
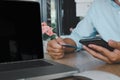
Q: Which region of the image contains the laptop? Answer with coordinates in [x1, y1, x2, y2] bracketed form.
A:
[0, 0, 78, 80]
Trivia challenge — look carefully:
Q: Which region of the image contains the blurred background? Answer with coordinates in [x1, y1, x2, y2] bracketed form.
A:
[39, 0, 93, 36]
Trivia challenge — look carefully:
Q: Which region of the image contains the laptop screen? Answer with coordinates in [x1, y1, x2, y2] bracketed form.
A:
[0, 0, 43, 63]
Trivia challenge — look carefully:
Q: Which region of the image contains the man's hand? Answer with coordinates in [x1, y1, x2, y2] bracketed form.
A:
[47, 37, 76, 59]
[47, 37, 65, 59]
[83, 40, 120, 64]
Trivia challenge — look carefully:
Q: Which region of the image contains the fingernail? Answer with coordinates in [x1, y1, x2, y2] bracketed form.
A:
[83, 45, 86, 48]
[88, 44, 94, 48]
[109, 40, 115, 44]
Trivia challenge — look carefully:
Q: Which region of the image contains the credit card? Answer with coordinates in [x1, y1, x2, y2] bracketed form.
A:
[62, 44, 80, 49]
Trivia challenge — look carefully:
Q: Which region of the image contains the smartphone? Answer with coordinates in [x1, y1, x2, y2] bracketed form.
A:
[79, 38, 114, 51]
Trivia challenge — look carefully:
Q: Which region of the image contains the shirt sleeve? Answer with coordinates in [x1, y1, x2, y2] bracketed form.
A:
[66, 0, 98, 51]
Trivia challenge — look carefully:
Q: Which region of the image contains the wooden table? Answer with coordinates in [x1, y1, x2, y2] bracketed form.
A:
[44, 50, 120, 77]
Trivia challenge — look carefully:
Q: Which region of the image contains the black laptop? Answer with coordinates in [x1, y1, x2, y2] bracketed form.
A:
[0, 0, 78, 80]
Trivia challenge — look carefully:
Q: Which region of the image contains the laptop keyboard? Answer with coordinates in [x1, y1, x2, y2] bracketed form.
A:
[0, 60, 53, 72]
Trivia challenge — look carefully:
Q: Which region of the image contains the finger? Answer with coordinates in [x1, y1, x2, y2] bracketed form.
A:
[53, 53, 64, 59]
[47, 42, 64, 53]
[48, 52, 64, 59]
[107, 49, 120, 63]
[47, 43, 64, 56]
[55, 37, 65, 45]
[48, 51, 64, 57]
[88, 44, 120, 64]
[108, 40, 120, 50]
[47, 39, 63, 49]
[88, 44, 113, 57]
[87, 44, 118, 63]
[48, 51, 64, 56]
[83, 45, 112, 63]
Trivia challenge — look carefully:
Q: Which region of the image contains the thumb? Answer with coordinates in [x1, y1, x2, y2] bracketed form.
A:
[108, 40, 120, 50]
[56, 37, 65, 45]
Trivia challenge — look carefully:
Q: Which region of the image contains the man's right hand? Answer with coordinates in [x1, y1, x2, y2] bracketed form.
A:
[47, 37, 65, 59]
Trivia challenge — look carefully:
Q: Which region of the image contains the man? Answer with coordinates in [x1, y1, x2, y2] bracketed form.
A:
[47, 0, 120, 64]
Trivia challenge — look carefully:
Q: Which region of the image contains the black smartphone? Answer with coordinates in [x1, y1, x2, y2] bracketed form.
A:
[79, 38, 114, 51]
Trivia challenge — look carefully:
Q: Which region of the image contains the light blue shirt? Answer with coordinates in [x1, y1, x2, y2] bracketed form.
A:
[67, 0, 120, 50]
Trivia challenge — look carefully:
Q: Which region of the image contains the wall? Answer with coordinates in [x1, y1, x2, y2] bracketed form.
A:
[75, 0, 93, 17]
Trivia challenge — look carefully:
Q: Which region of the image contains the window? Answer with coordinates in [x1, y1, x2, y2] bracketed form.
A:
[39, 0, 80, 36]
